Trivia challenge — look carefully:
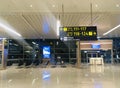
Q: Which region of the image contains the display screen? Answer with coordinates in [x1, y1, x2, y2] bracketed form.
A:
[43, 46, 50, 58]
[59, 26, 97, 40]
[91, 44, 101, 49]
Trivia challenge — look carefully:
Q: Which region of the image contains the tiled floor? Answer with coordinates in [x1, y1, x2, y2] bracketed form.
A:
[0, 64, 120, 88]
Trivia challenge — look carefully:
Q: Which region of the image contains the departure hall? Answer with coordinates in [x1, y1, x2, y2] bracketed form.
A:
[0, 0, 120, 88]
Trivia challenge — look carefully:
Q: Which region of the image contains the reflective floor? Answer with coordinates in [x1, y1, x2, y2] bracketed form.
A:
[0, 64, 120, 88]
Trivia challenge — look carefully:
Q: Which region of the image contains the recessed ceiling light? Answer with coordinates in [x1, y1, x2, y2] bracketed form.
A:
[95, 4, 98, 7]
[30, 5, 33, 7]
[52, 5, 55, 7]
[116, 4, 119, 7]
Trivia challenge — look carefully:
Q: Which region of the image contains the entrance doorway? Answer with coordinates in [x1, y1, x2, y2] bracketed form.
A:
[81, 50, 112, 64]
[81, 50, 101, 64]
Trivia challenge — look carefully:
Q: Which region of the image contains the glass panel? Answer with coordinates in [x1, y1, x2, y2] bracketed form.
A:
[0, 39, 2, 68]
[7, 39, 78, 67]
[0, 51, 2, 68]
[93, 53, 97, 57]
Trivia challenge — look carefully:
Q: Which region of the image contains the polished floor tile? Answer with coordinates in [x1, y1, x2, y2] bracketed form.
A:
[0, 64, 120, 88]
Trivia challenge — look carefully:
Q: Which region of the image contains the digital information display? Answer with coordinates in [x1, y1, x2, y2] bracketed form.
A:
[43, 46, 51, 58]
[59, 26, 97, 40]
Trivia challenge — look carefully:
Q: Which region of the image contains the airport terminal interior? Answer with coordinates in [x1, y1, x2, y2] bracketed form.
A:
[1, 0, 120, 88]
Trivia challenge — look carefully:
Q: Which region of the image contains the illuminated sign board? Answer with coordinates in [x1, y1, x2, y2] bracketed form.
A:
[91, 44, 101, 49]
[59, 26, 97, 40]
[43, 46, 50, 58]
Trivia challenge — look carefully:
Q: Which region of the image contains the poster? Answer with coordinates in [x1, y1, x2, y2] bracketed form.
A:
[43, 46, 50, 58]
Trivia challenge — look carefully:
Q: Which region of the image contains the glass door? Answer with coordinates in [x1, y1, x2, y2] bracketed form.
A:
[86, 52, 99, 64]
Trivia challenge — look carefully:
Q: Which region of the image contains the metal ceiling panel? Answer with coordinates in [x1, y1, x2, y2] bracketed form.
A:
[0, 0, 120, 39]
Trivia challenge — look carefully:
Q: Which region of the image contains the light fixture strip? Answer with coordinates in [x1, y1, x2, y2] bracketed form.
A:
[57, 20, 60, 36]
[0, 23, 22, 37]
[103, 24, 120, 36]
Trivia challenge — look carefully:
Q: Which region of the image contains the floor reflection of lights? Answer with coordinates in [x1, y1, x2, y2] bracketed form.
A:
[0, 65, 120, 88]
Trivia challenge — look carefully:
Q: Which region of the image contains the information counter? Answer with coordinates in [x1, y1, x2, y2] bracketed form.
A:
[90, 58, 104, 65]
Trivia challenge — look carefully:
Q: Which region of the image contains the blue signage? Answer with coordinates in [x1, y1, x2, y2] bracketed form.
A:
[91, 44, 101, 49]
[43, 46, 50, 58]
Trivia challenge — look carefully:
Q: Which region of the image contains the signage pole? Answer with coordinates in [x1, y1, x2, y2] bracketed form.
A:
[90, 3, 93, 26]
[76, 39, 81, 68]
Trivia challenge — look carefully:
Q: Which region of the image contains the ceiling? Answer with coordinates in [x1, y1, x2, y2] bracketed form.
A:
[0, 0, 120, 39]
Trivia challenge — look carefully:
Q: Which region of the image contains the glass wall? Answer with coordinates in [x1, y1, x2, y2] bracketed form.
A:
[6, 37, 120, 67]
[7, 39, 77, 66]
[0, 39, 2, 68]
[113, 38, 120, 63]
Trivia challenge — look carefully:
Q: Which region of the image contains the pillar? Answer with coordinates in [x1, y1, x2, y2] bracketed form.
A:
[76, 40, 81, 68]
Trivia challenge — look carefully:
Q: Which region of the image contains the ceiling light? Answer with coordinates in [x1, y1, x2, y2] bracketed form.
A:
[14, 44, 18, 46]
[0, 37, 6, 40]
[0, 38, 3, 40]
[103, 24, 120, 36]
[30, 5, 33, 7]
[116, 4, 119, 7]
[52, 5, 55, 7]
[57, 20, 61, 36]
[32, 42, 36, 44]
[97, 36, 101, 39]
[36, 44, 39, 46]
[95, 4, 98, 7]
[3, 38, 7, 39]
[0, 23, 22, 37]
[25, 51, 30, 53]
